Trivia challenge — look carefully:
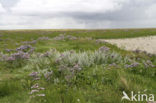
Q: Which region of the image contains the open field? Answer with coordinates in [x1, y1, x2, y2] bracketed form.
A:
[0, 29, 156, 103]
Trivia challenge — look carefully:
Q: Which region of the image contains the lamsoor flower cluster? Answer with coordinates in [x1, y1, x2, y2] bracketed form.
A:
[1, 45, 35, 62]
[23, 46, 131, 83]
[22, 37, 50, 45]
[53, 34, 77, 40]
[27, 46, 128, 69]
[16, 45, 32, 51]
[29, 72, 46, 98]
[0, 45, 36, 69]
[125, 62, 140, 68]
[28, 70, 53, 98]
[6, 51, 30, 62]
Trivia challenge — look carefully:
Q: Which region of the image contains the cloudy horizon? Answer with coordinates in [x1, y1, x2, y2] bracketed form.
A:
[0, 0, 156, 30]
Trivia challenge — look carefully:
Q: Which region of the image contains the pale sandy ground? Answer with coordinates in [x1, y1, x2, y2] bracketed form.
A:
[100, 36, 156, 54]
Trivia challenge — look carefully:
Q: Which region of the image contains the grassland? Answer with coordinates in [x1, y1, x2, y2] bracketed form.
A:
[0, 28, 156, 103]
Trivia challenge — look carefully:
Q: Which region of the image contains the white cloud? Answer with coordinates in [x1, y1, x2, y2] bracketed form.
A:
[0, 13, 86, 29]
[146, 4, 156, 18]
[0, 3, 6, 13]
[11, 0, 125, 14]
[1, 0, 127, 29]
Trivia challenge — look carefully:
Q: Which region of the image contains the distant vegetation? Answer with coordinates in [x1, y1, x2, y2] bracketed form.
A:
[0, 29, 156, 103]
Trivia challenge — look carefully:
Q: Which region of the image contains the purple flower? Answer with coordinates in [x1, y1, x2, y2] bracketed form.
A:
[16, 45, 32, 52]
[60, 54, 64, 57]
[70, 50, 75, 54]
[11, 51, 30, 60]
[6, 57, 15, 61]
[29, 72, 38, 78]
[144, 60, 155, 68]
[33, 77, 40, 81]
[28, 48, 35, 54]
[22, 53, 30, 59]
[125, 62, 139, 68]
[66, 35, 77, 40]
[53, 34, 77, 41]
[42, 51, 51, 57]
[53, 34, 65, 40]
[99, 46, 110, 52]
[29, 90, 39, 94]
[133, 49, 141, 53]
[5, 49, 13, 52]
[31, 83, 39, 89]
[38, 37, 49, 41]
[109, 63, 117, 67]
[73, 64, 82, 71]
[55, 58, 62, 64]
[38, 87, 45, 90]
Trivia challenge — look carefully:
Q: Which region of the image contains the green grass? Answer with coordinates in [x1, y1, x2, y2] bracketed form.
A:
[0, 29, 156, 103]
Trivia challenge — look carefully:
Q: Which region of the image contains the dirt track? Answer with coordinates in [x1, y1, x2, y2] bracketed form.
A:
[101, 36, 156, 54]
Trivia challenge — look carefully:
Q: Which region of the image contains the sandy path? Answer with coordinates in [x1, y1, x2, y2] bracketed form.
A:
[100, 36, 156, 54]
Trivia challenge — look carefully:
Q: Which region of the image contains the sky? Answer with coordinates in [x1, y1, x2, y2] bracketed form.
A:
[0, 0, 156, 29]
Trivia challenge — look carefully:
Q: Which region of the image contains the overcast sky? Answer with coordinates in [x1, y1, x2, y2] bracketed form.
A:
[0, 0, 156, 29]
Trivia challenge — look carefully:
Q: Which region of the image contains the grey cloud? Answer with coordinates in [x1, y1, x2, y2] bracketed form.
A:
[58, 0, 156, 28]
[0, 0, 19, 9]
[0, 0, 156, 29]
[63, 0, 156, 21]
[21, 0, 156, 22]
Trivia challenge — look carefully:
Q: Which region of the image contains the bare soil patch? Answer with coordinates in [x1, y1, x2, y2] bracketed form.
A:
[101, 36, 156, 54]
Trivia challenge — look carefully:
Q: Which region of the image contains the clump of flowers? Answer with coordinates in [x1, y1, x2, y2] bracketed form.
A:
[109, 63, 117, 67]
[133, 49, 155, 58]
[3, 51, 30, 62]
[16, 45, 32, 52]
[29, 72, 40, 80]
[29, 83, 45, 98]
[73, 64, 82, 72]
[26, 47, 125, 71]
[0, 45, 35, 68]
[58, 64, 82, 82]
[53, 34, 77, 41]
[22, 47, 140, 85]
[66, 35, 77, 40]
[22, 37, 50, 45]
[29, 72, 45, 98]
[53, 34, 65, 40]
[38, 37, 50, 41]
[41, 51, 52, 57]
[99, 46, 110, 52]
[143, 60, 155, 68]
[133, 49, 142, 54]
[5, 49, 14, 52]
[125, 62, 140, 68]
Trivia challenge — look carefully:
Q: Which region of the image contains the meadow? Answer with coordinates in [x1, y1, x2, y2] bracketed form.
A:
[0, 28, 156, 103]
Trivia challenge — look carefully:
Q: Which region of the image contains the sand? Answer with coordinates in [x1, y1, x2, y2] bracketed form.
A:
[101, 36, 156, 54]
